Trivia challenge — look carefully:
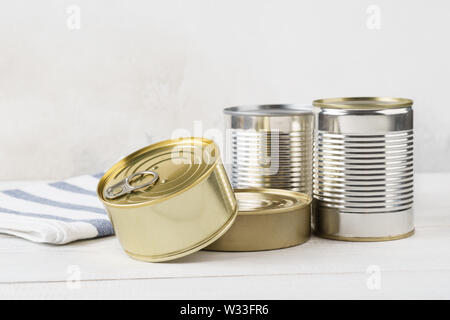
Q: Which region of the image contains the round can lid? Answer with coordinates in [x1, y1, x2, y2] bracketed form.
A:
[224, 104, 313, 116]
[312, 97, 413, 110]
[97, 137, 220, 207]
[205, 188, 311, 252]
[235, 188, 311, 215]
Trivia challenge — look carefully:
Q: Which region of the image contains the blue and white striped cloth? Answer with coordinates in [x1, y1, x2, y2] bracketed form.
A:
[0, 173, 114, 244]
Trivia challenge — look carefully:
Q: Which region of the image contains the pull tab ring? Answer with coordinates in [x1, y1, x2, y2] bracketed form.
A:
[104, 171, 159, 200]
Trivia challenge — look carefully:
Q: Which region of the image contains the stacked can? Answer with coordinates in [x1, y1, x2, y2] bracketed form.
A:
[98, 136, 314, 262]
[312, 97, 414, 241]
[224, 105, 314, 195]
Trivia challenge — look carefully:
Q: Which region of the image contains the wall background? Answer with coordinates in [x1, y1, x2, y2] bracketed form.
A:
[0, 0, 449, 180]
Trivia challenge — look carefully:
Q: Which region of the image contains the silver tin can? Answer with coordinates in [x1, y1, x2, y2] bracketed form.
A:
[312, 97, 414, 241]
[224, 104, 314, 195]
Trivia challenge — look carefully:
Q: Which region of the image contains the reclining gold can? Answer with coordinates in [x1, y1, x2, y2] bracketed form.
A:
[97, 137, 238, 262]
[312, 97, 414, 241]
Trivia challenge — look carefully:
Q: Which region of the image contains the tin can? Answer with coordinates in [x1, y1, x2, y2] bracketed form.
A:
[97, 137, 238, 262]
[224, 104, 314, 195]
[206, 188, 311, 251]
[312, 97, 414, 241]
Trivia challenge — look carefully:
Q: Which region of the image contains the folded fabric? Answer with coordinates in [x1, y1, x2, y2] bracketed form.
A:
[0, 173, 114, 244]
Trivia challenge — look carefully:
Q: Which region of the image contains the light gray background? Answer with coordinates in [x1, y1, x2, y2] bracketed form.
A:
[1, 0, 449, 180]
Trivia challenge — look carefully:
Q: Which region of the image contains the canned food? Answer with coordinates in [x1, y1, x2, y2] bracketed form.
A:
[225, 104, 314, 195]
[206, 188, 311, 251]
[312, 97, 414, 241]
[97, 137, 238, 262]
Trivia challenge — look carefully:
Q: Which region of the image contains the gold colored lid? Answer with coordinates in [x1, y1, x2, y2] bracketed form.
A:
[205, 188, 312, 252]
[236, 188, 311, 215]
[313, 97, 413, 110]
[98, 137, 220, 207]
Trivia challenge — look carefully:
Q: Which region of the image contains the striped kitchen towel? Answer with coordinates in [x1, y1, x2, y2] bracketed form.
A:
[0, 173, 114, 244]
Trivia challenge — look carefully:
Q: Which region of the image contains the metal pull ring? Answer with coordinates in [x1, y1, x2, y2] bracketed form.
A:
[105, 171, 159, 200]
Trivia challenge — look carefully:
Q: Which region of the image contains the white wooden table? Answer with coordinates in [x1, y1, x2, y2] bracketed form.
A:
[0, 173, 449, 299]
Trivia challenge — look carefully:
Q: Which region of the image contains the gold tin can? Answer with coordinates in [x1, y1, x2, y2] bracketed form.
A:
[206, 188, 311, 251]
[97, 137, 238, 262]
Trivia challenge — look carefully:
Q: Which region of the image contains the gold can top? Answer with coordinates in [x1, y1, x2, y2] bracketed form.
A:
[313, 97, 413, 110]
[205, 188, 311, 252]
[235, 188, 311, 215]
[97, 137, 220, 207]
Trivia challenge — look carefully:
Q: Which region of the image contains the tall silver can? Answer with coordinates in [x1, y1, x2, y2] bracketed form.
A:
[312, 97, 414, 241]
[224, 104, 314, 195]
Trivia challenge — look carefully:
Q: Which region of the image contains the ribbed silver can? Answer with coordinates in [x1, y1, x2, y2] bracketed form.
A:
[312, 97, 414, 241]
[224, 104, 314, 195]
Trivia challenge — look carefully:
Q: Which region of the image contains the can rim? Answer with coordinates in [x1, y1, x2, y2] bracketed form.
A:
[312, 97, 413, 110]
[97, 137, 221, 208]
[234, 188, 311, 215]
[314, 229, 414, 242]
[224, 104, 313, 116]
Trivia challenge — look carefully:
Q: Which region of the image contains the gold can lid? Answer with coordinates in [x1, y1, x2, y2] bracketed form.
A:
[205, 188, 312, 252]
[313, 97, 413, 110]
[97, 137, 220, 207]
[236, 188, 311, 215]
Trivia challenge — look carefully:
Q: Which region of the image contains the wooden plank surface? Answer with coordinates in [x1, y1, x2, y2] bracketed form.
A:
[0, 173, 449, 299]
